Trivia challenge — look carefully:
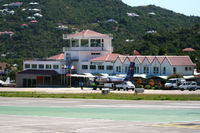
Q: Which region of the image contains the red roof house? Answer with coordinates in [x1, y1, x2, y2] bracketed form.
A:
[182, 48, 195, 52]
[133, 50, 140, 55]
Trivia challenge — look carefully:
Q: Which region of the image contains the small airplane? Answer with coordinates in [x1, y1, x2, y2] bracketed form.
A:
[95, 62, 135, 84]
[0, 77, 16, 87]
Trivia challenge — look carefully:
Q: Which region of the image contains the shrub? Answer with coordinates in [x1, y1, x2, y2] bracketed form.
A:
[149, 79, 155, 86]
[167, 74, 183, 79]
[139, 85, 144, 88]
[136, 78, 143, 86]
[145, 85, 151, 89]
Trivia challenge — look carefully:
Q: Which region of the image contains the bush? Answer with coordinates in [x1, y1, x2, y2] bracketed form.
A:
[139, 85, 144, 88]
[167, 74, 183, 79]
[136, 79, 143, 86]
[145, 85, 151, 89]
[149, 79, 155, 86]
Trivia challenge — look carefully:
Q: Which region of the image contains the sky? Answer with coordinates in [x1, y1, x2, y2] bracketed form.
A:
[122, 0, 200, 17]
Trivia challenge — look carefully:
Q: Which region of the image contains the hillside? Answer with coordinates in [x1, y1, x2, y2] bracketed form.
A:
[0, 0, 200, 63]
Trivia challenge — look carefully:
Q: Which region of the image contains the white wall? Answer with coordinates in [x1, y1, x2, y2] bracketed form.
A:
[161, 58, 172, 76]
[141, 58, 150, 74]
[174, 66, 194, 76]
[113, 58, 123, 74]
[123, 58, 130, 73]
[23, 60, 66, 74]
[134, 58, 141, 74]
[151, 58, 160, 75]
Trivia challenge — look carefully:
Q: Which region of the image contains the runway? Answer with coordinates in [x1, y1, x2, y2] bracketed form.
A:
[0, 97, 199, 133]
[1, 87, 200, 94]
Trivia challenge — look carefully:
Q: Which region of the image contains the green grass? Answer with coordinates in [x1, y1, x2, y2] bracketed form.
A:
[0, 91, 200, 101]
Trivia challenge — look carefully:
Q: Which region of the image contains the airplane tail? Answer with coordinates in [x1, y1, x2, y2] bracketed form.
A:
[124, 62, 135, 81]
[5, 77, 10, 84]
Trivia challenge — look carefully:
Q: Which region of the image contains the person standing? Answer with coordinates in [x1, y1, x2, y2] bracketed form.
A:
[80, 81, 84, 90]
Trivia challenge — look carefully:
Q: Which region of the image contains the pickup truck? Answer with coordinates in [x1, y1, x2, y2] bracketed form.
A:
[115, 81, 135, 91]
[103, 81, 135, 91]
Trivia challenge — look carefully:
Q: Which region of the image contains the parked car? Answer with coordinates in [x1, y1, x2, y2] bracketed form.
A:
[165, 78, 186, 89]
[187, 81, 198, 91]
[179, 82, 190, 91]
[179, 81, 198, 91]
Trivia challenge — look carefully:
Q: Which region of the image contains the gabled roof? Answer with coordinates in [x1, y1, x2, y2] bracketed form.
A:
[156, 56, 165, 64]
[90, 53, 121, 62]
[137, 56, 145, 63]
[48, 53, 64, 60]
[166, 56, 194, 66]
[90, 54, 194, 66]
[119, 56, 127, 63]
[128, 56, 136, 62]
[67, 30, 109, 38]
[18, 70, 58, 75]
[146, 56, 155, 64]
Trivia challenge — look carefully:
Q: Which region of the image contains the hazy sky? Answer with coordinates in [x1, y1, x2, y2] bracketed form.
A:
[122, 0, 200, 17]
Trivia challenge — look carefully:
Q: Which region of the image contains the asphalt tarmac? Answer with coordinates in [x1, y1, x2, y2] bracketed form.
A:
[0, 87, 200, 94]
[0, 97, 199, 133]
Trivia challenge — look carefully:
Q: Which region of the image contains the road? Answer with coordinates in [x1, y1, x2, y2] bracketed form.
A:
[0, 97, 199, 133]
[0, 87, 200, 94]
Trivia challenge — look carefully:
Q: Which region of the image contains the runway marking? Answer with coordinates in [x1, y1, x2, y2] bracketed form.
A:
[0, 106, 200, 123]
[153, 122, 200, 129]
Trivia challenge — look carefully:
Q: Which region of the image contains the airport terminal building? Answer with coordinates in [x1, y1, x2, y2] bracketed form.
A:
[16, 30, 195, 87]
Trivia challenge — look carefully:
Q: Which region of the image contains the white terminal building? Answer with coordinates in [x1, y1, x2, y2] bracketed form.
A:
[18, 30, 195, 87]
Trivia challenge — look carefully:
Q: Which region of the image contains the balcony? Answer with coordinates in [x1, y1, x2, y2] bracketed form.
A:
[63, 47, 113, 52]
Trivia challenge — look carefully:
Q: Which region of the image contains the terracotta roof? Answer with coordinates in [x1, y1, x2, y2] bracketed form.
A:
[146, 56, 155, 64]
[90, 53, 121, 62]
[18, 70, 58, 75]
[156, 56, 165, 64]
[183, 48, 195, 52]
[166, 56, 194, 66]
[48, 53, 64, 60]
[67, 30, 109, 38]
[137, 56, 145, 63]
[22, 24, 28, 26]
[119, 56, 127, 63]
[90, 54, 194, 66]
[133, 50, 140, 55]
[0, 31, 15, 35]
[128, 56, 136, 62]
[30, 20, 37, 23]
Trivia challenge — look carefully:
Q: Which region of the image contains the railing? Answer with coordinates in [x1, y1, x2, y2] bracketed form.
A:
[63, 34, 113, 39]
[63, 47, 113, 51]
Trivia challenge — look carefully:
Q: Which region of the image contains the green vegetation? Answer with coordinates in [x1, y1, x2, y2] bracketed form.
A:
[0, 91, 200, 101]
[0, 0, 200, 70]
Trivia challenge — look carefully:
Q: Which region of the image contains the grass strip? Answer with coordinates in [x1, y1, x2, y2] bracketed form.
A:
[0, 91, 200, 101]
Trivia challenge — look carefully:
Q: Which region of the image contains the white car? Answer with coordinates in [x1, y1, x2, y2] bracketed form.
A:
[179, 81, 197, 91]
[116, 81, 135, 91]
[179, 82, 189, 91]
